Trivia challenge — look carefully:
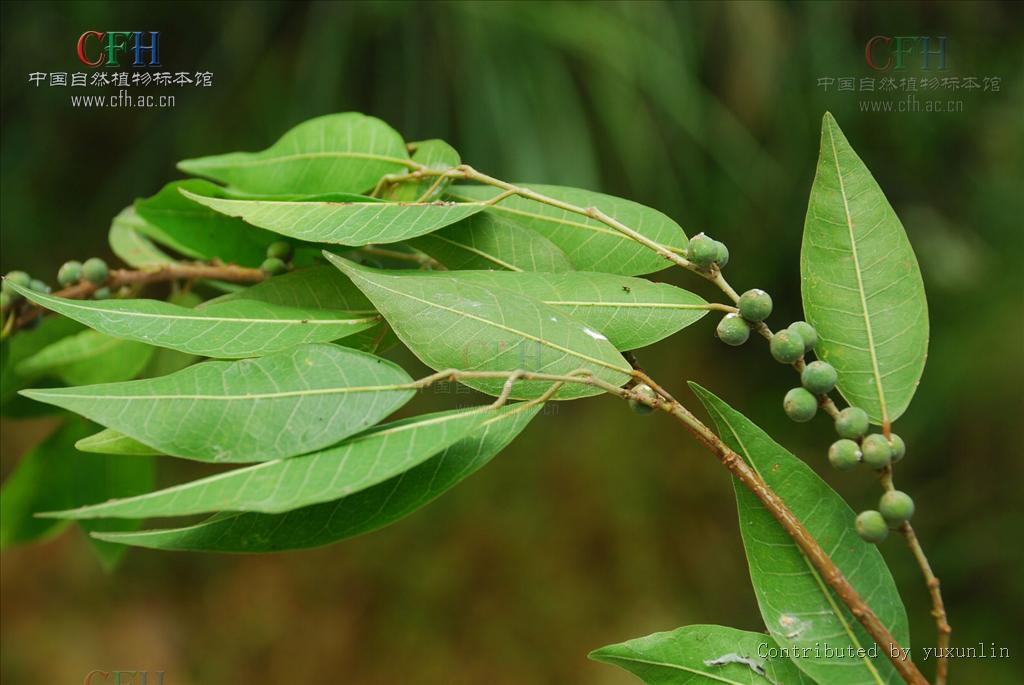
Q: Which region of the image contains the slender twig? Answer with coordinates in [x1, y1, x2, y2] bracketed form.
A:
[357, 245, 444, 270]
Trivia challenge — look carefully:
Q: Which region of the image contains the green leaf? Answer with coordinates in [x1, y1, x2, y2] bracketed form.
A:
[449, 184, 687, 276]
[590, 624, 816, 685]
[9, 282, 380, 359]
[690, 383, 910, 685]
[181, 188, 487, 247]
[76, 429, 162, 456]
[46, 408, 491, 520]
[2, 316, 85, 410]
[202, 265, 372, 311]
[801, 113, 929, 425]
[108, 206, 175, 268]
[441, 271, 710, 350]
[327, 255, 631, 400]
[407, 213, 574, 272]
[92, 403, 540, 552]
[135, 180, 279, 267]
[16, 328, 155, 385]
[177, 112, 410, 195]
[20, 344, 415, 463]
[385, 139, 460, 202]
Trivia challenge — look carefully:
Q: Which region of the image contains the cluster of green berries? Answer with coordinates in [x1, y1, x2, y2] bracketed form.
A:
[855, 491, 916, 543]
[715, 288, 773, 346]
[2, 258, 113, 314]
[685, 233, 729, 270]
[261, 241, 293, 276]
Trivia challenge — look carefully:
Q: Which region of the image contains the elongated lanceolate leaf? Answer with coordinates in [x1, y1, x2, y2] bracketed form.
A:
[16, 328, 154, 385]
[385, 139, 460, 202]
[801, 113, 929, 425]
[691, 383, 909, 685]
[328, 255, 631, 400]
[21, 344, 415, 463]
[93, 403, 540, 552]
[77, 428, 161, 456]
[201, 265, 372, 311]
[408, 213, 574, 272]
[181, 189, 487, 247]
[177, 112, 410, 195]
[590, 624, 816, 685]
[46, 408, 489, 519]
[443, 271, 709, 350]
[8, 282, 379, 359]
[450, 184, 687, 276]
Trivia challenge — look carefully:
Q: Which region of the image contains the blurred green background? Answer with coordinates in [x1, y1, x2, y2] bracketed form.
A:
[2, 1, 1022, 683]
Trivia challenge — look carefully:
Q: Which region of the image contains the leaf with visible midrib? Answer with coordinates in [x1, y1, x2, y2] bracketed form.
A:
[327, 255, 631, 400]
[691, 383, 909, 685]
[9, 282, 380, 359]
[177, 112, 411, 195]
[590, 624, 816, 684]
[45, 408, 489, 519]
[450, 184, 687, 276]
[20, 344, 415, 463]
[801, 113, 929, 425]
[91, 403, 540, 552]
[182, 188, 488, 247]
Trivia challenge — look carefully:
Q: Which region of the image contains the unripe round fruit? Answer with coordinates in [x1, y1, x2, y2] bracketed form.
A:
[716, 313, 750, 346]
[788, 321, 818, 352]
[629, 383, 658, 415]
[801, 360, 837, 394]
[738, 289, 773, 322]
[92, 287, 111, 300]
[82, 258, 109, 285]
[861, 433, 893, 469]
[770, 329, 804, 364]
[58, 260, 83, 286]
[879, 490, 915, 524]
[856, 510, 889, 543]
[0, 292, 11, 310]
[834, 406, 869, 439]
[266, 241, 293, 261]
[713, 241, 729, 267]
[3, 271, 31, 295]
[686, 233, 718, 267]
[261, 257, 288, 275]
[888, 434, 906, 463]
[29, 279, 50, 294]
[783, 387, 818, 422]
[828, 439, 861, 471]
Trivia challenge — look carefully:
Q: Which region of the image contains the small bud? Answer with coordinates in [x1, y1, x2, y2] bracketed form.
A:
[801, 360, 837, 395]
[713, 240, 729, 267]
[888, 434, 906, 463]
[783, 387, 818, 422]
[738, 289, 773, 322]
[82, 258, 109, 286]
[828, 439, 861, 471]
[716, 313, 750, 346]
[629, 383, 658, 415]
[856, 510, 889, 543]
[879, 490, 915, 524]
[686, 233, 718, 268]
[861, 433, 892, 469]
[788, 321, 818, 352]
[261, 257, 288, 276]
[266, 241, 293, 261]
[834, 406, 869, 439]
[769, 329, 804, 364]
[92, 286, 111, 300]
[57, 260, 83, 286]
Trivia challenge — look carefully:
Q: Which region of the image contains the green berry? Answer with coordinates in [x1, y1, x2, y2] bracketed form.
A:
[888, 434, 906, 463]
[828, 439, 861, 470]
[738, 289, 773, 322]
[835, 406, 869, 439]
[879, 490, 915, 524]
[861, 433, 893, 469]
[0, 292, 12, 310]
[92, 287, 111, 300]
[686, 233, 718, 267]
[856, 510, 889, 543]
[788, 321, 818, 352]
[716, 313, 750, 346]
[57, 260, 83, 286]
[801, 361, 837, 394]
[82, 258, 109, 285]
[769, 329, 804, 364]
[783, 387, 818, 422]
[2, 271, 31, 296]
[629, 383, 658, 415]
[261, 257, 288, 276]
[713, 240, 729, 267]
[266, 241, 293, 261]
[29, 279, 50, 294]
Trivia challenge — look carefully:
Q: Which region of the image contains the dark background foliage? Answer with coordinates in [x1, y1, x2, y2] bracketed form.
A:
[2, 1, 1022, 683]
